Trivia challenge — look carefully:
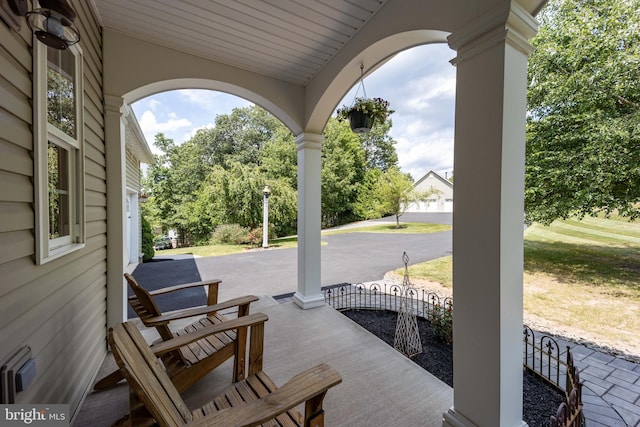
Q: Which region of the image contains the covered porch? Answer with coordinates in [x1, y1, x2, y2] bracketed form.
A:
[75, 297, 453, 426]
[0, 1, 548, 426]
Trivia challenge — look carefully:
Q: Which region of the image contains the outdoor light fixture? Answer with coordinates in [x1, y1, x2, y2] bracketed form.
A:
[6, 0, 80, 49]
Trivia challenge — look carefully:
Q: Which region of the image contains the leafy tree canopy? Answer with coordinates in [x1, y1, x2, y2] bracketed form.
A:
[143, 104, 401, 242]
[525, 0, 640, 225]
[359, 119, 398, 172]
[321, 118, 366, 227]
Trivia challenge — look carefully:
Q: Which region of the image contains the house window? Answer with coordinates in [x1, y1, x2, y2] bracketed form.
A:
[35, 43, 85, 264]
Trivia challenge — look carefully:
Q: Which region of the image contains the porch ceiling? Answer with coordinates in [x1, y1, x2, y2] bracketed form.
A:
[91, 0, 390, 86]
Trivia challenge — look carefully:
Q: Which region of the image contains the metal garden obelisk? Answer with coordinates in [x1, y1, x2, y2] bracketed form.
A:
[394, 252, 422, 357]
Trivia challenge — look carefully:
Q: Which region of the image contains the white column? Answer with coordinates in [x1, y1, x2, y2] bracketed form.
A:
[443, 4, 537, 427]
[105, 95, 128, 329]
[293, 133, 325, 309]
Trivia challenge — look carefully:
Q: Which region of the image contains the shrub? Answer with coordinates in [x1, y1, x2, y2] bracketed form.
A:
[211, 224, 250, 244]
[248, 227, 263, 247]
[141, 214, 155, 262]
[430, 302, 453, 345]
[248, 224, 276, 247]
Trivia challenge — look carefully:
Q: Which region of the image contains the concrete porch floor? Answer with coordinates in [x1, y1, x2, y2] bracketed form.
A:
[74, 297, 453, 426]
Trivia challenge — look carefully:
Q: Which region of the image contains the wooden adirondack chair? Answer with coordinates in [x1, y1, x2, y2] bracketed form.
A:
[109, 317, 342, 427]
[94, 273, 258, 392]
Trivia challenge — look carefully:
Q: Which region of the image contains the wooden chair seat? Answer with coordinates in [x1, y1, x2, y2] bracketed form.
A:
[191, 371, 303, 426]
[94, 273, 258, 392]
[171, 313, 235, 365]
[109, 317, 342, 427]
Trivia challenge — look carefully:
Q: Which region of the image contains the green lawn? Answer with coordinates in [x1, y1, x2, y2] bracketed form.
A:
[159, 222, 450, 257]
[392, 216, 640, 354]
[323, 222, 451, 235]
[524, 218, 640, 289]
[399, 216, 640, 290]
[158, 237, 299, 257]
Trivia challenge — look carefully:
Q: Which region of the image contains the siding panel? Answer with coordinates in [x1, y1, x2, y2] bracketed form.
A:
[0, 108, 32, 150]
[0, 22, 31, 70]
[0, 230, 33, 263]
[0, 171, 33, 202]
[0, 202, 33, 233]
[0, 0, 107, 418]
[0, 139, 32, 176]
[0, 44, 31, 96]
[86, 157, 107, 180]
[0, 74, 31, 123]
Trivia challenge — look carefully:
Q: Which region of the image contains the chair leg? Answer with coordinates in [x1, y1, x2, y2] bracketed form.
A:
[304, 392, 327, 427]
[305, 410, 325, 427]
[94, 369, 124, 390]
[129, 388, 155, 427]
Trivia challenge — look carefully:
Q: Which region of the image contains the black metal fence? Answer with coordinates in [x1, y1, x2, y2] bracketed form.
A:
[323, 282, 452, 317]
[523, 326, 584, 426]
[324, 283, 584, 427]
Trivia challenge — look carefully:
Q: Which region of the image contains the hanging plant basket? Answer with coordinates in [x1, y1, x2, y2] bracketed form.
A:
[336, 65, 394, 134]
[336, 96, 394, 134]
[348, 109, 375, 133]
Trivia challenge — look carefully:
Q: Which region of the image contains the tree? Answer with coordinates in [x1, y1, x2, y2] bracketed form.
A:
[359, 119, 398, 172]
[195, 163, 297, 237]
[353, 168, 384, 220]
[525, 0, 640, 225]
[320, 116, 400, 226]
[376, 168, 439, 228]
[321, 118, 366, 227]
[202, 106, 285, 169]
[259, 127, 297, 189]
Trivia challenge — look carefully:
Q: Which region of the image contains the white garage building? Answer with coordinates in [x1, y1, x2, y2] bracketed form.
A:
[409, 170, 454, 213]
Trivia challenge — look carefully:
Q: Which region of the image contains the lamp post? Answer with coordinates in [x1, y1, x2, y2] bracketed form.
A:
[262, 185, 270, 248]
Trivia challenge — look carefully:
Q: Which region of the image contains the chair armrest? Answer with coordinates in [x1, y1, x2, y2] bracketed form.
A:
[185, 364, 342, 427]
[143, 295, 259, 325]
[151, 312, 269, 356]
[146, 279, 222, 296]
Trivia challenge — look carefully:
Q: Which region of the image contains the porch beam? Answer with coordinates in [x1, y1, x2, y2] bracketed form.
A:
[293, 133, 325, 309]
[443, 3, 537, 427]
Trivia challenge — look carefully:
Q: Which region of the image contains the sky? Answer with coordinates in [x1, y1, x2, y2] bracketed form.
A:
[131, 43, 457, 181]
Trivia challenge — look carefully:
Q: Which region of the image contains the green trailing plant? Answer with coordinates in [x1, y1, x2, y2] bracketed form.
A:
[336, 97, 394, 125]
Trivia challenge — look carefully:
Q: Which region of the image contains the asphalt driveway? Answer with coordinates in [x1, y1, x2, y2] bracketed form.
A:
[131, 213, 452, 313]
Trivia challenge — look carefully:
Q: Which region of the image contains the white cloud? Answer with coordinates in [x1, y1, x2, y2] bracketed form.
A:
[148, 99, 161, 111]
[137, 110, 192, 149]
[396, 129, 454, 181]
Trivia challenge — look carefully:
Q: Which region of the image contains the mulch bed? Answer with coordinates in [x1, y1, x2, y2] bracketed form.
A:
[342, 309, 565, 427]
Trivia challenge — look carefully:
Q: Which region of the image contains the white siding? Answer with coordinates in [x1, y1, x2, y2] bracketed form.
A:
[0, 0, 106, 418]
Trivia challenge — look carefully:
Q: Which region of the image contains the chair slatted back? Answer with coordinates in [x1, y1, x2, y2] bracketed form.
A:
[109, 322, 192, 427]
[124, 273, 174, 341]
